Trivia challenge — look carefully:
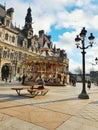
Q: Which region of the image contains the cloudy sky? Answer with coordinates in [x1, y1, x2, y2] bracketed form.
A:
[1, 0, 98, 73]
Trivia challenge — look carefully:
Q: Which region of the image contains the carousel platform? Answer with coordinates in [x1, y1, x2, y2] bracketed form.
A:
[23, 81, 66, 87]
[45, 83, 66, 86]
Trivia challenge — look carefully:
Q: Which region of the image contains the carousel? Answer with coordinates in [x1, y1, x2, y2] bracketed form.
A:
[23, 55, 68, 86]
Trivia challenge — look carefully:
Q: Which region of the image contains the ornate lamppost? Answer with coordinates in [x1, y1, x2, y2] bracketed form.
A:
[75, 27, 95, 99]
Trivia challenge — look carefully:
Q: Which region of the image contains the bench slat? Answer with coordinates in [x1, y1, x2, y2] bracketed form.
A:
[11, 86, 32, 95]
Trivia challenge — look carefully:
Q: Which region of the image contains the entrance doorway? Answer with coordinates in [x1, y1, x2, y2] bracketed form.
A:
[1, 65, 9, 82]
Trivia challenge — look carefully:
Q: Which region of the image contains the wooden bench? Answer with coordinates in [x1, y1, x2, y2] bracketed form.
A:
[11, 86, 33, 96]
[27, 88, 50, 96]
[11, 86, 50, 97]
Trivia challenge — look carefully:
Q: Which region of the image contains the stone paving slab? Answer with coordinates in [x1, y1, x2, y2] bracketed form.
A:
[56, 118, 98, 130]
[0, 114, 47, 130]
[0, 99, 89, 130]
[75, 104, 98, 122]
[41, 98, 90, 115]
[0, 83, 98, 130]
[56, 106, 98, 130]
[0, 100, 71, 130]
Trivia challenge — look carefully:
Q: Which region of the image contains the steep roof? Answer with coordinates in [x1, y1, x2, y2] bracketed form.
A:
[0, 4, 6, 17]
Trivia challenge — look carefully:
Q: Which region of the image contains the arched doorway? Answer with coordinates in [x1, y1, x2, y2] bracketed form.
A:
[1, 64, 9, 82]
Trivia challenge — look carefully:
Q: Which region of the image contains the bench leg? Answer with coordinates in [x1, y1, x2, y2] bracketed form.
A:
[33, 92, 39, 97]
[41, 90, 48, 96]
[16, 90, 21, 96]
[28, 90, 39, 97]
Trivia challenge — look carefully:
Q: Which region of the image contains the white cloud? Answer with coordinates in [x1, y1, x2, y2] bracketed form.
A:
[0, 0, 98, 73]
[54, 31, 76, 51]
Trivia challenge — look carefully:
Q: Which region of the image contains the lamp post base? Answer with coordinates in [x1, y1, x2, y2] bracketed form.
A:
[78, 92, 89, 99]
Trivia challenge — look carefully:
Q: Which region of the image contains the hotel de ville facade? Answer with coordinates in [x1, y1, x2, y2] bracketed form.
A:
[0, 4, 69, 85]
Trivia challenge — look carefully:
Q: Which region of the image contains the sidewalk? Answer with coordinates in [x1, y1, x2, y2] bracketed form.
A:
[0, 82, 98, 130]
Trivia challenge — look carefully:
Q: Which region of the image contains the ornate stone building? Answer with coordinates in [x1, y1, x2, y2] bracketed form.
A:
[0, 4, 69, 84]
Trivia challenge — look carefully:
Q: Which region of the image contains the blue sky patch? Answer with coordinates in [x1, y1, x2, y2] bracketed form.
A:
[48, 25, 75, 42]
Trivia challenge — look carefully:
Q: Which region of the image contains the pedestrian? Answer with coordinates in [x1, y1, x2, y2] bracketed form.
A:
[87, 80, 91, 90]
[18, 75, 22, 82]
[22, 73, 26, 85]
[37, 75, 45, 89]
[72, 79, 76, 86]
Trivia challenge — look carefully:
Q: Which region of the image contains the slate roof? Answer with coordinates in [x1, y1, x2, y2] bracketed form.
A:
[0, 4, 6, 17]
[0, 4, 6, 24]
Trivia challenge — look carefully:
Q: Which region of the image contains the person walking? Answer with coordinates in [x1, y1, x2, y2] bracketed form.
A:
[87, 80, 91, 90]
[22, 73, 26, 85]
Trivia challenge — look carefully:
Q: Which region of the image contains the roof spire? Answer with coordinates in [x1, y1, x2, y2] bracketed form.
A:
[25, 7, 32, 24]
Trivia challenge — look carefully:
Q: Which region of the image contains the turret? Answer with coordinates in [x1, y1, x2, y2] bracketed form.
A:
[22, 7, 33, 48]
[25, 7, 32, 29]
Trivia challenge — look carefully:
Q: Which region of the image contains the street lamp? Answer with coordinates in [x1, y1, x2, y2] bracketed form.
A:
[75, 27, 95, 99]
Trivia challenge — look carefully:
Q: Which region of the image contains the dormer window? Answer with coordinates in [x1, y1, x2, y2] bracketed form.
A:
[6, 20, 10, 27]
[23, 39, 27, 48]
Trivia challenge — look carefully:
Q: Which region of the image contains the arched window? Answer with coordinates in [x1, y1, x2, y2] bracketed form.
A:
[9, 35, 11, 42]
[5, 33, 8, 40]
[12, 36, 15, 43]
[10, 50, 14, 60]
[3, 47, 8, 58]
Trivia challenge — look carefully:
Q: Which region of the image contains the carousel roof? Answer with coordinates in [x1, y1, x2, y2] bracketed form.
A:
[24, 55, 66, 66]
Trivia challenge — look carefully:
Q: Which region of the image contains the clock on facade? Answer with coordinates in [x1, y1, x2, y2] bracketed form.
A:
[28, 31, 33, 39]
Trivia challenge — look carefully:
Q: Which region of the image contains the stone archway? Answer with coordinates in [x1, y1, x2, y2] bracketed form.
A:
[1, 64, 9, 82]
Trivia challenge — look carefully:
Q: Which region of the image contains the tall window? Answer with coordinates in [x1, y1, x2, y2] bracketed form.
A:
[6, 20, 10, 27]
[10, 49, 15, 60]
[3, 47, 8, 58]
[23, 39, 27, 48]
[0, 31, 2, 37]
[5, 33, 8, 40]
[12, 36, 15, 43]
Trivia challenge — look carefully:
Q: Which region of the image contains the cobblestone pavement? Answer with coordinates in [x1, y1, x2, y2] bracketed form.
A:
[0, 81, 98, 130]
